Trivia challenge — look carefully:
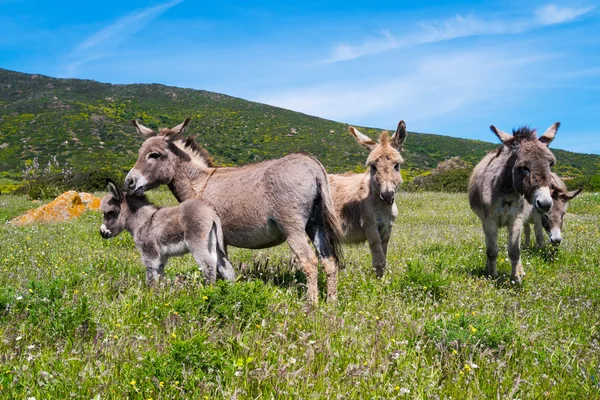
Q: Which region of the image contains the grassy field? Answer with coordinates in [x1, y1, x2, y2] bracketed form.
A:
[1, 189, 599, 399]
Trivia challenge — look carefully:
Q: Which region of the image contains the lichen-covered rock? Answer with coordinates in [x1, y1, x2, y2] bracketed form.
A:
[79, 192, 101, 211]
[9, 191, 102, 226]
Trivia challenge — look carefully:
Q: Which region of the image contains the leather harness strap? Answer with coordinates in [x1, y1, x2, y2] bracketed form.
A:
[199, 167, 217, 196]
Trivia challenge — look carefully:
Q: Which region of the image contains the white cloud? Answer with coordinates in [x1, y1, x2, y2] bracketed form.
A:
[534, 4, 595, 25]
[260, 49, 547, 126]
[62, 0, 184, 76]
[325, 4, 595, 63]
[76, 0, 184, 51]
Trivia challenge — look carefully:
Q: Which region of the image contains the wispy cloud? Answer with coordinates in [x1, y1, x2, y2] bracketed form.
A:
[325, 4, 595, 63]
[63, 0, 184, 76]
[260, 49, 548, 126]
[534, 4, 594, 25]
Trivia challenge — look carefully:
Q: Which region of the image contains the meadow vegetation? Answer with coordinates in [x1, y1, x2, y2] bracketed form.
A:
[1, 189, 599, 398]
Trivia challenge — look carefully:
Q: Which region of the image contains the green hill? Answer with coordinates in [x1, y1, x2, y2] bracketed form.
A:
[1, 68, 599, 182]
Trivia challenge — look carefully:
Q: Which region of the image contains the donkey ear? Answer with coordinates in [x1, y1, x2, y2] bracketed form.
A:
[131, 120, 156, 137]
[348, 126, 377, 150]
[490, 125, 513, 145]
[564, 188, 582, 201]
[539, 121, 560, 147]
[106, 178, 122, 201]
[390, 120, 407, 150]
[170, 118, 191, 135]
[163, 118, 191, 142]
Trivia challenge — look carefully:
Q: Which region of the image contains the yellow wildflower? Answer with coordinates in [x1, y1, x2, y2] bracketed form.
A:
[469, 324, 477, 333]
[202, 295, 208, 301]
[130, 380, 136, 386]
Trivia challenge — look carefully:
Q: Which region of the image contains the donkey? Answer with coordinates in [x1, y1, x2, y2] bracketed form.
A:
[329, 121, 406, 277]
[523, 173, 582, 248]
[100, 179, 235, 285]
[124, 119, 341, 305]
[468, 122, 560, 282]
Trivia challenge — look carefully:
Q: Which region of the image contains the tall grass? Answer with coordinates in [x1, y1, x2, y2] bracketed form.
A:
[0, 190, 599, 398]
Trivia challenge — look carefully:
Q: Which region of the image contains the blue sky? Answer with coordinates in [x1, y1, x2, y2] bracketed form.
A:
[2, 0, 599, 154]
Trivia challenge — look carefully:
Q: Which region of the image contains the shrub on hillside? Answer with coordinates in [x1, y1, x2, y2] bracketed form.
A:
[565, 174, 600, 192]
[405, 157, 472, 193]
[15, 156, 124, 199]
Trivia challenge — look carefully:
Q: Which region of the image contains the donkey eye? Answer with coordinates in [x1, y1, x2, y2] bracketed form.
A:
[148, 152, 161, 159]
[370, 164, 377, 173]
[394, 163, 400, 171]
[106, 211, 118, 218]
[521, 166, 530, 174]
[549, 161, 555, 167]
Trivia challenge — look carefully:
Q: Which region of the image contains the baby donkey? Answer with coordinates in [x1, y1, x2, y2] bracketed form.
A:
[100, 179, 235, 285]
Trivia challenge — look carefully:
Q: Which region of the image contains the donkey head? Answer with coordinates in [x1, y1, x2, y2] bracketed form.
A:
[490, 122, 559, 213]
[125, 118, 191, 195]
[541, 178, 582, 245]
[349, 120, 406, 205]
[100, 179, 127, 239]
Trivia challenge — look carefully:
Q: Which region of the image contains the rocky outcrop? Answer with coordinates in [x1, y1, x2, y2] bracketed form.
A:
[9, 191, 102, 226]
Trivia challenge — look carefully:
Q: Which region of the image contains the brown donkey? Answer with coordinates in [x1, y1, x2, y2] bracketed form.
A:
[124, 119, 341, 305]
[329, 121, 406, 277]
[469, 122, 560, 282]
[524, 172, 582, 248]
[100, 179, 235, 285]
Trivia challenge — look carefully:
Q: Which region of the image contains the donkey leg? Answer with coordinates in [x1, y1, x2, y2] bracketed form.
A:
[287, 231, 320, 306]
[381, 228, 392, 259]
[533, 212, 546, 250]
[483, 219, 499, 279]
[366, 226, 386, 278]
[523, 222, 531, 248]
[142, 252, 166, 286]
[508, 221, 525, 282]
[309, 228, 338, 303]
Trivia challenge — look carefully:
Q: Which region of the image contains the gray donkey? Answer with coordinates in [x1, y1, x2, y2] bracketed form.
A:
[469, 122, 559, 282]
[329, 121, 406, 277]
[124, 119, 341, 305]
[100, 179, 235, 285]
[524, 172, 582, 248]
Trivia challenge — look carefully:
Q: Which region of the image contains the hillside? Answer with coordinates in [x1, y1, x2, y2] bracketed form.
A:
[1, 68, 599, 181]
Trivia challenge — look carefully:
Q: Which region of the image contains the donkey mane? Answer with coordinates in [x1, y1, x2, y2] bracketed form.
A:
[512, 126, 537, 140]
[379, 131, 390, 146]
[174, 136, 215, 168]
[126, 193, 154, 213]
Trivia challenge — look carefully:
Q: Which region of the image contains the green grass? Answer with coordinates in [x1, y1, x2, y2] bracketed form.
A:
[0, 190, 599, 398]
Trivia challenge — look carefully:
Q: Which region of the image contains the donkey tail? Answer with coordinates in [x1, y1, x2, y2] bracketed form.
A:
[315, 171, 343, 262]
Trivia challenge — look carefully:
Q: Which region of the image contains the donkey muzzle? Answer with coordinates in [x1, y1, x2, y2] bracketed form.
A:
[380, 190, 395, 205]
[100, 224, 113, 239]
[549, 229, 563, 246]
[534, 187, 552, 214]
[124, 170, 147, 195]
